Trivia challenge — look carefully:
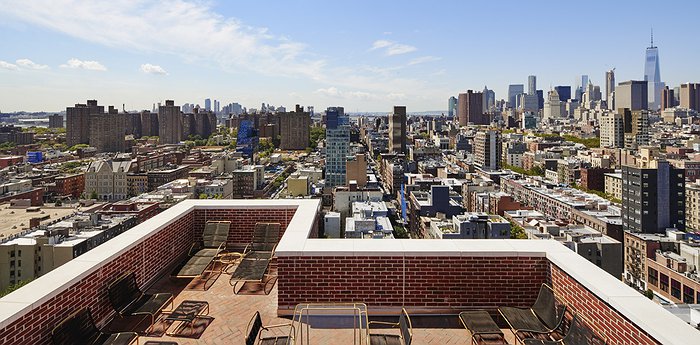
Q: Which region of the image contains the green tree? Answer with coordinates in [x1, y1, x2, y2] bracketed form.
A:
[199, 193, 208, 199]
[510, 222, 528, 239]
[68, 144, 90, 151]
[309, 126, 326, 148]
[90, 190, 98, 199]
[0, 142, 17, 150]
[0, 279, 33, 298]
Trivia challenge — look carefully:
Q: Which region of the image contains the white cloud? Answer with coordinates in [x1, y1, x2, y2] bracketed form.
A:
[370, 39, 416, 56]
[140, 63, 168, 75]
[314, 87, 341, 97]
[16, 58, 49, 69]
[0, 60, 19, 70]
[0, 0, 322, 79]
[407, 56, 441, 66]
[385, 44, 417, 56]
[60, 58, 107, 71]
[0, 1, 448, 110]
[371, 40, 393, 50]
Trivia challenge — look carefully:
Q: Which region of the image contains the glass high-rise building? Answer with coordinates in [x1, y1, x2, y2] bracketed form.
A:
[554, 86, 571, 102]
[507, 84, 524, 108]
[325, 107, 349, 188]
[644, 32, 662, 110]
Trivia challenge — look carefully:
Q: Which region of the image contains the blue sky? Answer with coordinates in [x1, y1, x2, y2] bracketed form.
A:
[1, 0, 699, 112]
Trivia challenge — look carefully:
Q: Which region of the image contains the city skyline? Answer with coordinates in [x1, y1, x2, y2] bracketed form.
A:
[2, 0, 700, 112]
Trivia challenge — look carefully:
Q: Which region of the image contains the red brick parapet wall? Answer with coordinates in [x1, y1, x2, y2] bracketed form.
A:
[0, 211, 195, 345]
[550, 263, 659, 345]
[278, 256, 549, 313]
[193, 206, 299, 248]
[0, 204, 301, 345]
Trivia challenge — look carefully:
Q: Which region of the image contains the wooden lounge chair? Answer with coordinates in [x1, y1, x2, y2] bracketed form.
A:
[368, 308, 413, 345]
[523, 314, 606, 345]
[173, 221, 231, 278]
[107, 271, 173, 333]
[499, 284, 566, 345]
[245, 310, 295, 345]
[51, 307, 138, 345]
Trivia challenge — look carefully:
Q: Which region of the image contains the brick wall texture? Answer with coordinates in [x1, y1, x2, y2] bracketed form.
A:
[193, 207, 297, 248]
[278, 256, 548, 312]
[0, 206, 299, 345]
[0, 211, 195, 345]
[0, 204, 664, 345]
[550, 263, 660, 345]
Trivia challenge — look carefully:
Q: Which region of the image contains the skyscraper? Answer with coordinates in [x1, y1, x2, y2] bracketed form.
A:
[527, 75, 536, 96]
[482, 86, 495, 113]
[66, 100, 103, 147]
[389, 106, 407, 154]
[605, 69, 616, 105]
[621, 108, 650, 150]
[280, 105, 311, 150]
[89, 106, 127, 152]
[644, 31, 662, 110]
[680, 83, 700, 111]
[660, 86, 674, 110]
[543, 89, 563, 122]
[325, 107, 350, 187]
[457, 90, 486, 126]
[507, 84, 524, 107]
[158, 100, 183, 144]
[474, 130, 501, 171]
[204, 98, 212, 112]
[600, 112, 624, 148]
[554, 86, 571, 102]
[616, 81, 648, 111]
[447, 96, 457, 118]
[48, 114, 63, 128]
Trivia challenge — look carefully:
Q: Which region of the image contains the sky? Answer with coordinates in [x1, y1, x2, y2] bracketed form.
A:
[1, 0, 700, 113]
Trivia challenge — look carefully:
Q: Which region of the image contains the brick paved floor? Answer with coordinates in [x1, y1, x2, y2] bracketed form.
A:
[135, 270, 516, 345]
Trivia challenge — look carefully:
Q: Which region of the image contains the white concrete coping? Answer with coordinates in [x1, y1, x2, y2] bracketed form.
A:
[276, 209, 697, 345]
[0, 199, 319, 331]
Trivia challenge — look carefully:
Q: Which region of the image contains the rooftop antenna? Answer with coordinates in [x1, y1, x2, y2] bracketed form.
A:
[650, 28, 655, 48]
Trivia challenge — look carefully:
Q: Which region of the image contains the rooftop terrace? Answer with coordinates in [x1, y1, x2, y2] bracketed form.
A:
[0, 199, 697, 344]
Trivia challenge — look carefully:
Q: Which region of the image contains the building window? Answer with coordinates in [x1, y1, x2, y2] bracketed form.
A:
[660, 273, 669, 292]
[683, 286, 695, 304]
[671, 279, 682, 299]
[648, 267, 658, 286]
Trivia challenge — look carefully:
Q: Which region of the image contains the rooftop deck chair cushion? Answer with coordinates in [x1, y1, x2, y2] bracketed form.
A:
[524, 314, 606, 345]
[174, 221, 231, 277]
[369, 308, 413, 345]
[107, 271, 173, 332]
[499, 284, 566, 337]
[51, 308, 138, 345]
[245, 311, 295, 345]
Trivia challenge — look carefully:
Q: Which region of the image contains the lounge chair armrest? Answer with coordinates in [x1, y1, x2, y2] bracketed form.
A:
[218, 252, 244, 262]
[368, 321, 400, 328]
[262, 323, 293, 330]
[187, 242, 199, 256]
